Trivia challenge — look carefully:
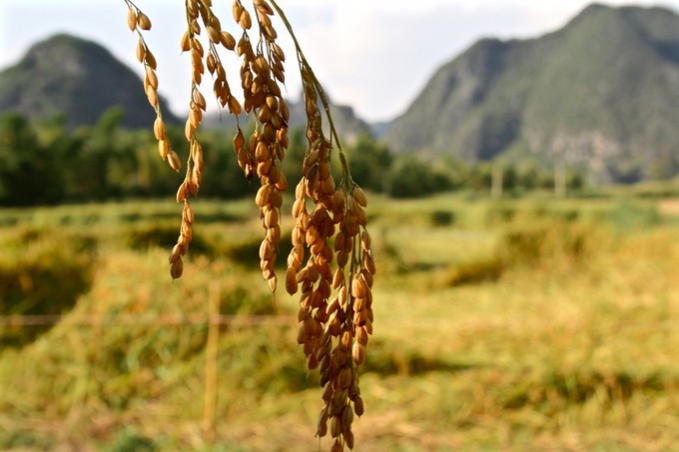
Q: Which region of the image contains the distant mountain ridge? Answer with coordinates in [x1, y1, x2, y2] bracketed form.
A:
[385, 3, 679, 182]
[0, 33, 370, 142]
[0, 34, 178, 128]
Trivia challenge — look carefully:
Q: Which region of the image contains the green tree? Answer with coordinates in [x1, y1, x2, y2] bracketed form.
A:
[198, 129, 257, 199]
[439, 156, 471, 189]
[62, 108, 126, 200]
[345, 133, 393, 192]
[467, 162, 493, 192]
[0, 113, 64, 205]
[388, 155, 451, 198]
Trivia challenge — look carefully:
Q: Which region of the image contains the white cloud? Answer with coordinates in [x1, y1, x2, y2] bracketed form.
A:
[286, 2, 574, 121]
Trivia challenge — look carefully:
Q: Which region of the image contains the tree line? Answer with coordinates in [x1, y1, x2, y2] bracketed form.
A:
[0, 108, 584, 206]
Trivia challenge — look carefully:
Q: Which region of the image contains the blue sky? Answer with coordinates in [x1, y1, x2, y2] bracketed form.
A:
[1, 0, 676, 122]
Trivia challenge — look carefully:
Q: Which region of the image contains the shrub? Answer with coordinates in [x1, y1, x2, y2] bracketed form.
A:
[0, 228, 97, 347]
[430, 210, 456, 227]
[104, 429, 156, 452]
[444, 257, 505, 287]
[124, 222, 211, 255]
[499, 220, 601, 265]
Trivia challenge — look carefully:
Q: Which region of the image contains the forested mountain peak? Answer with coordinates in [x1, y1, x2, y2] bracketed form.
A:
[0, 33, 178, 129]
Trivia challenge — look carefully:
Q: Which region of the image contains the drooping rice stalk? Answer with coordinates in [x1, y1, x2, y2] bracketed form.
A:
[122, 1, 375, 449]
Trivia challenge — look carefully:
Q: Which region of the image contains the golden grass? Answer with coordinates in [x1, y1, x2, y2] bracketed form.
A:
[2, 196, 679, 450]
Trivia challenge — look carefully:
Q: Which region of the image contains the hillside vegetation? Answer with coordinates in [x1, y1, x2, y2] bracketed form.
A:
[386, 4, 679, 183]
[0, 34, 179, 129]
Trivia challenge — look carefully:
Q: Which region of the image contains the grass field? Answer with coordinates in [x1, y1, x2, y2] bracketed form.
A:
[1, 193, 679, 451]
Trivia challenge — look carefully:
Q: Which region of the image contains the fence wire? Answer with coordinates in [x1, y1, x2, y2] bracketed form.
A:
[0, 314, 294, 327]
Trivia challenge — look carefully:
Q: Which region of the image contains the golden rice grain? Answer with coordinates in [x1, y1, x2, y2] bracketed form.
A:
[169, 244, 182, 264]
[146, 86, 158, 108]
[135, 40, 145, 62]
[127, 8, 137, 32]
[158, 139, 169, 160]
[190, 18, 201, 34]
[189, 108, 202, 129]
[207, 25, 221, 43]
[145, 49, 157, 69]
[137, 13, 152, 30]
[153, 117, 165, 141]
[208, 14, 222, 31]
[206, 53, 216, 74]
[194, 90, 206, 111]
[353, 186, 367, 207]
[184, 119, 194, 141]
[180, 31, 190, 52]
[146, 66, 158, 89]
[344, 430, 355, 450]
[272, 42, 285, 61]
[352, 342, 366, 366]
[193, 40, 204, 58]
[239, 10, 252, 29]
[170, 257, 183, 279]
[264, 25, 278, 41]
[167, 150, 181, 172]
[352, 394, 365, 416]
[221, 31, 236, 51]
[232, 1, 243, 22]
[176, 181, 188, 203]
[228, 96, 242, 115]
[186, 0, 198, 18]
[330, 416, 341, 438]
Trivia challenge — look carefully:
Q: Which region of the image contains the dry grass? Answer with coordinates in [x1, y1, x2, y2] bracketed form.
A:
[1, 195, 679, 450]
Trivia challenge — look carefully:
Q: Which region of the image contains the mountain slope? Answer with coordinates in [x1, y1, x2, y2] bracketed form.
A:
[0, 34, 178, 128]
[385, 4, 679, 182]
[202, 94, 372, 144]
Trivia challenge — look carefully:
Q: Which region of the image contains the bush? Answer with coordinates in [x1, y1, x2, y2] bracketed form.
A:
[221, 230, 293, 268]
[499, 220, 600, 265]
[388, 155, 452, 198]
[430, 210, 456, 227]
[0, 228, 97, 347]
[124, 222, 212, 255]
[444, 257, 505, 287]
[104, 429, 156, 452]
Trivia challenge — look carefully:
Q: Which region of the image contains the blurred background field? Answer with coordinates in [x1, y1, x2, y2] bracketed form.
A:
[2, 192, 679, 451]
[6, 1, 679, 450]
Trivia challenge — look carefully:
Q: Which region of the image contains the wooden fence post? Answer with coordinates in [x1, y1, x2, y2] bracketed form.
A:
[203, 282, 220, 446]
